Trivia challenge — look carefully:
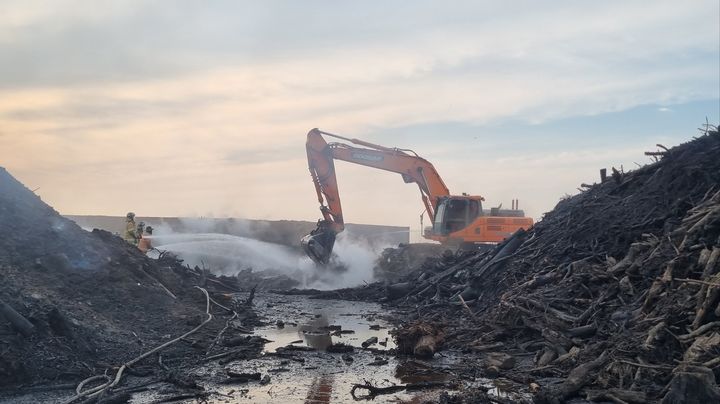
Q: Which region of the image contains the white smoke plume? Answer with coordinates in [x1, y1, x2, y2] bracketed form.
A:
[147, 219, 390, 289]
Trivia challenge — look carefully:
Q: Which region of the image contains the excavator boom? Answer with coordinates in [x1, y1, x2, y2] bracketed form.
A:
[301, 128, 449, 264]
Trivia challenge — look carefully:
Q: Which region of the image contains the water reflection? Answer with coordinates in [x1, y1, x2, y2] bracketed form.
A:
[259, 311, 395, 353]
[304, 374, 335, 404]
[303, 331, 333, 350]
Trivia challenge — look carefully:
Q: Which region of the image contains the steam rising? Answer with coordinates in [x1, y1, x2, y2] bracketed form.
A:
[149, 221, 388, 289]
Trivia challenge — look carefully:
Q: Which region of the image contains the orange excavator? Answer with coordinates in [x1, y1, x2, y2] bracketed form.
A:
[301, 128, 533, 265]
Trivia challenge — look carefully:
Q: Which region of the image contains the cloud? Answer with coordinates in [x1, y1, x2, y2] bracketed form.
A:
[0, 1, 717, 90]
[0, 1, 717, 231]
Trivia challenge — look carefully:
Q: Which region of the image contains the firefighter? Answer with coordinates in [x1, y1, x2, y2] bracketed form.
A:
[124, 212, 138, 245]
[136, 221, 146, 239]
[138, 226, 153, 254]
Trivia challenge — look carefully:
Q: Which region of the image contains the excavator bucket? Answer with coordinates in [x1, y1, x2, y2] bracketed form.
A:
[301, 222, 337, 265]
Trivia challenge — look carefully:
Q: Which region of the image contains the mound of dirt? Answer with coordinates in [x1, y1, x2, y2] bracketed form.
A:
[0, 167, 114, 271]
[0, 167, 256, 390]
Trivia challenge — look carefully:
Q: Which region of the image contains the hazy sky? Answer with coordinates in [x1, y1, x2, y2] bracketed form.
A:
[1, 1, 718, 240]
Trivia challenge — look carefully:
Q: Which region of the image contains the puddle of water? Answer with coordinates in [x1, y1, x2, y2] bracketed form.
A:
[258, 311, 395, 353]
[214, 354, 406, 403]
[188, 296, 424, 403]
[125, 294, 532, 403]
[254, 294, 395, 353]
[2, 294, 531, 404]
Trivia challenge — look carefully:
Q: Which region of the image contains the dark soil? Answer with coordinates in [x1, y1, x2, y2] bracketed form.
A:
[0, 167, 260, 395]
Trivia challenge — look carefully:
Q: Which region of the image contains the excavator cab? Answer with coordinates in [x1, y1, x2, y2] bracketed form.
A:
[426, 196, 531, 246]
[301, 220, 337, 265]
[431, 197, 481, 235]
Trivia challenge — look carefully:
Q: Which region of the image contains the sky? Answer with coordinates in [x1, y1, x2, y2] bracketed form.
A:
[0, 0, 718, 241]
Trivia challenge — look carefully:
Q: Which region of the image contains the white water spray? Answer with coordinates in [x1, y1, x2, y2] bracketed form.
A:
[149, 225, 389, 289]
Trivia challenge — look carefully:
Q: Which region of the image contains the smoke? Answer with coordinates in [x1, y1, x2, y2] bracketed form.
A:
[302, 233, 385, 289]
[147, 220, 391, 289]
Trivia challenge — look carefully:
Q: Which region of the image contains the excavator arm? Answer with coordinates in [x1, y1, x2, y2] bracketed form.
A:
[301, 128, 451, 264]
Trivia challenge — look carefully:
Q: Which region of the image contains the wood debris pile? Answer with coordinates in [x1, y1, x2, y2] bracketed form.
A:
[371, 128, 720, 402]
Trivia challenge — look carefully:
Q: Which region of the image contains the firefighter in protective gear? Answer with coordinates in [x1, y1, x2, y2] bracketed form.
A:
[138, 226, 153, 254]
[124, 212, 138, 245]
